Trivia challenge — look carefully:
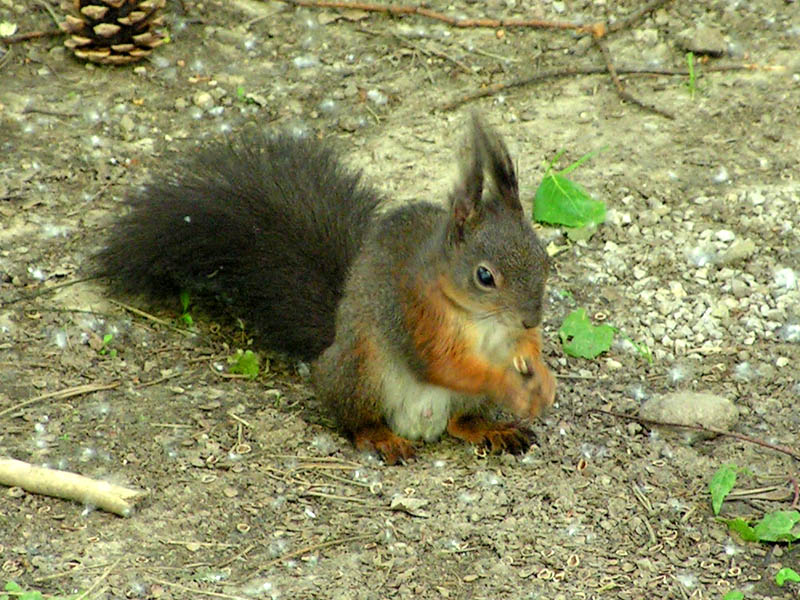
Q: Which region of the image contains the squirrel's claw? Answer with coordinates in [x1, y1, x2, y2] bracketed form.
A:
[448, 415, 533, 455]
[513, 355, 533, 377]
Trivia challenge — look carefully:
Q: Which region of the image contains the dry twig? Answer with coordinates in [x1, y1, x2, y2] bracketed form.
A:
[0, 381, 120, 419]
[589, 408, 800, 462]
[283, 0, 603, 35]
[0, 29, 61, 44]
[440, 63, 755, 111]
[593, 35, 675, 119]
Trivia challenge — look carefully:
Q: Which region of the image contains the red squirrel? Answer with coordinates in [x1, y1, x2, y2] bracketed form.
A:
[97, 116, 556, 464]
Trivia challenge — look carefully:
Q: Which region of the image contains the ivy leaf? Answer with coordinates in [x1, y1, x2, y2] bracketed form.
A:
[533, 173, 606, 228]
[775, 567, 800, 586]
[722, 591, 744, 600]
[558, 308, 614, 359]
[752, 510, 800, 543]
[709, 464, 738, 515]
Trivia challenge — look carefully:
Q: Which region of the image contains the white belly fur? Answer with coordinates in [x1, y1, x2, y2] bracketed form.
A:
[380, 359, 455, 442]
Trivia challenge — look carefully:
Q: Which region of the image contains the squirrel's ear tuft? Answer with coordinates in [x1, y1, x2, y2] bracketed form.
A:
[471, 114, 521, 213]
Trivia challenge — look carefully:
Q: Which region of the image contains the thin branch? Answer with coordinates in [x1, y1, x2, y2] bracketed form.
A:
[73, 558, 123, 600]
[589, 408, 800, 462]
[257, 534, 374, 569]
[0, 381, 121, 419]
[22, 106, 79, 118]
[593, 35, 675, 119]
[150, 580, 248, 600]
[607, 0, 672, 35]
[109, 299, 196, 336]
[283, 0, 602, 34]
[0, 29, 62, 44]
[440, 63, 756, 111]
[2, 276, 95, 306]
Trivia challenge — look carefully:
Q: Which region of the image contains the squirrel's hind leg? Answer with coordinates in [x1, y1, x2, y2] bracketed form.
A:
[353, 426, 416, 465]
[313, 337, 416, 465]
[447, 414, 533, 455]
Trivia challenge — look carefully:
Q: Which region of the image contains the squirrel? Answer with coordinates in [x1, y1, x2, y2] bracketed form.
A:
[97, 116, 556, 464]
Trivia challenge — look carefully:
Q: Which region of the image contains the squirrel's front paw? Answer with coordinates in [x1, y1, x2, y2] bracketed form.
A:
[511, 355, 556, 417]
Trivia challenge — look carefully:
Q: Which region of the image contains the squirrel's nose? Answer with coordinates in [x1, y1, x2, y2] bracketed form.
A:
[522, 319, 538, 330]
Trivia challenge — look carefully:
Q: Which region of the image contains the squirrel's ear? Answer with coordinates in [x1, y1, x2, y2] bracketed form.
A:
[447, 138, 484, 245]
[472, 115, 522, 213]
[446, 116, 521, 244]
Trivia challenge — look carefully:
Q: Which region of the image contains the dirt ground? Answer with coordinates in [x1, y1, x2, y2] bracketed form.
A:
[1, 0, 799, 598]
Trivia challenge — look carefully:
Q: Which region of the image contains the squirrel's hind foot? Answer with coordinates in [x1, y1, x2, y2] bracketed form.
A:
[447, 414, 533, 455]
[354, 425, 416, 465]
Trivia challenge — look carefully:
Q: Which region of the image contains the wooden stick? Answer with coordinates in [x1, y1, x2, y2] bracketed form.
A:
[0, 381, 120, 419]
[0, 458, 146, 517]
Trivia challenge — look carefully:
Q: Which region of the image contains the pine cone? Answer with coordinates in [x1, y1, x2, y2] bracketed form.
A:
[60, 0, 166, 66]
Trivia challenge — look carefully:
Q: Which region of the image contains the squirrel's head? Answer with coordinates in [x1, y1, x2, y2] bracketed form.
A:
[441, 116, 550, 331]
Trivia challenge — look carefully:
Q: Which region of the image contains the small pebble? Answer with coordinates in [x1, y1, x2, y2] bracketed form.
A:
[193, 91, 214, 109]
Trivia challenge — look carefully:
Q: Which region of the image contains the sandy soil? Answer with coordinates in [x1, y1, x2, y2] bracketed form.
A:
[1, 1, 799, 598]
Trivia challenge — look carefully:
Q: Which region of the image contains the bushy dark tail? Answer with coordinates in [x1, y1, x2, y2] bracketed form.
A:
[95, 131, 381, 360]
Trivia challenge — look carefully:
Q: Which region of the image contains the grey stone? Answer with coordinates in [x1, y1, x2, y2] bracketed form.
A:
[676, 25, 727, 57]
[640, 392, 739, 440]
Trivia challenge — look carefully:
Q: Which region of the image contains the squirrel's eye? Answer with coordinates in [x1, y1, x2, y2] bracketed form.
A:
[475, 265, 496, 289]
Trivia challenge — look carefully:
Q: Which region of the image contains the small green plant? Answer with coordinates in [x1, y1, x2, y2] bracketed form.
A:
[179, 290, 194, 327]
[558, 308, 614, 359]
[614, 328, 653, 364]
[556, 289, 574, 301]
[228, 349, 260, 379]
[776, 567, 800, 586]
[533, 148, 606, 231]
[2, 580, 82, 600]
[98, 333, 117, 358]
[711, 464, 800, 543]
[686, 52, 697, 99]
[710, 463, 740, 515]
[711, 465, 800, 599]
[236, 86, 257, 105]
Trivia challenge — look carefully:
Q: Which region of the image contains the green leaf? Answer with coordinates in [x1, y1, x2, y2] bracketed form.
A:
[722, 517, 758, 542]
[558, 308, 614, 359]
[533, 174, 606, 228]
[686, 52, 696, 99]
[722, 591, 744, 600]
[752, 510, 800, 543]
[776, 567, 800, 586]
[709, 464, 738, 515]
[228, 350, 260, 380]
[180, 290, 191, 313]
